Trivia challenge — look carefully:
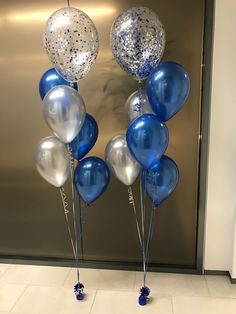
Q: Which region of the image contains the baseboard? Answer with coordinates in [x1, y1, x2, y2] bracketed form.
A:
[204, 269, 236, 284]
[0, 254, 200, 274]
[230, 276, 236, 284]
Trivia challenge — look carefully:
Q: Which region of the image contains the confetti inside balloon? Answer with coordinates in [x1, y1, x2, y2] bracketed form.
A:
[44, 7, 99, 82]
[111, 6, 165, 80]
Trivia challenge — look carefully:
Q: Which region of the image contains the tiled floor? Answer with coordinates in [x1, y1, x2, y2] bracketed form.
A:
[0, 264, 235, 313]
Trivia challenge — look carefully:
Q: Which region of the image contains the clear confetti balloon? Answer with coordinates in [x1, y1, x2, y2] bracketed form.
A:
[111, 6, 165, 81]
[44, 7, 99, 82]
[125, 87, 153, 123]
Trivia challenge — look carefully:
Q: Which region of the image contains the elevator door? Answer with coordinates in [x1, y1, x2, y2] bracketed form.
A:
[0, 0, 205, 268]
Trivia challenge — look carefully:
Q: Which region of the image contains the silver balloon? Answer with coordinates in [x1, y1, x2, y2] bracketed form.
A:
[43, 85, 86, 144]
[44, 7, 99, 82]
[125, 88, 153, 123]
[111, 6, 165, 80]
[34, 136, 70, 188]
[105, 134, 140, 186]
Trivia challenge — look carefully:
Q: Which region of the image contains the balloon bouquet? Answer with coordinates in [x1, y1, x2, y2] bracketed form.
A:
[34, 7, 110, 301]
[107, 7, 190, 305]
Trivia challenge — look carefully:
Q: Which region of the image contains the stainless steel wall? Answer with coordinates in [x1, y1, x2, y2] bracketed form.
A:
[0, 0, 205, 267]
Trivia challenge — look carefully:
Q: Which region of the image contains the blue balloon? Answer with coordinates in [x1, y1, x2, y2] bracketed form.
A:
[142, 155, 179, 206]
[74, 157, 110, 205]
[126, 114, 169, 169]
[39, 68, 78, 100]
[146, 61, 190, 121]
[69, 114, 98, 160]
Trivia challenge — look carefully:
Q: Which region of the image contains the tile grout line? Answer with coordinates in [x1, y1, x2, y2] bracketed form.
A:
[89, 289, 98, 314]
[133, 271, 137, 291]
[170, 295, 175, 314]
[0, 265, 72, 288]
[0, 264, 11, 280]
[62, 267, 72, 286]
[203, 275, 211, 297]
[9, 284, 29, 313]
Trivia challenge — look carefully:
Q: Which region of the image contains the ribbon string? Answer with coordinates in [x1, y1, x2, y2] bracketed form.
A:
[128, 187, 142, 247]
[59, 187, 76, 259]
[145, 203, 156, 273]
[78, 195, 84, 261]
[67, 145, 80, 282]
[140, 177, 147, 287]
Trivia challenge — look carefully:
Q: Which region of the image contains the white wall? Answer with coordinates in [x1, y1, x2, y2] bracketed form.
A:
[204, 0, 236, 276]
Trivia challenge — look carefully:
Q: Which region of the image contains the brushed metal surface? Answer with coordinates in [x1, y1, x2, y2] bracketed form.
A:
[0, 0, 204, 266]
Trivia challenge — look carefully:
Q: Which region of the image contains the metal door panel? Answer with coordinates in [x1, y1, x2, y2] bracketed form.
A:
[0, 0, 205, 268]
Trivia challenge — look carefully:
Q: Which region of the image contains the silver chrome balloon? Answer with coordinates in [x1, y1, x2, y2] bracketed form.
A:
[105, 134, 140, 186]
[44, 7, 99, 82]
[111, 6, 165, 80]
[43, 85, 86, 144]
[125, 88, 153, 123]
[34, 136, 70, 187]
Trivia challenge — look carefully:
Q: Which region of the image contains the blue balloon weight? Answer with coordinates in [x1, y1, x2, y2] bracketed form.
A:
[39, 68, 78, 100]
[69, 114, 98, 160]
[74, 157, 110, 205]
[146, 62, 190, 121]
[126, 114, 169, 169]
[142, 155, 179, 206]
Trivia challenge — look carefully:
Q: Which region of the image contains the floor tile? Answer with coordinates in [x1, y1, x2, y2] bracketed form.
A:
[12, 286, 96, 314]
[205, 275, 236, 298]
[0, 283, 26, 312]
[135, 272, 209, 296]
[0, 264, 10, 278]
[64, 268, 136, 291]
[173, 295, 236, 314]
[90, 290, 173, 314]
[0, 265, 70, 287]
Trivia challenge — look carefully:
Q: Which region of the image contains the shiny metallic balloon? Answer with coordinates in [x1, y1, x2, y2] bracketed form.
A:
[125, 88, 153, 123]
[34, 136, 70, 187]
[74, 156, 110, 204]
[39, 68, 78, 100]
[44, 7, 99, 82]
[43, 85, 86, 144]
[105, 134, 140, 186]
[69, 113, 98, 160]
[111, 6, 165, 80]
[146, 61, 190, 121]
[142, 155, 179, 206]
[126, 113, 169, 169]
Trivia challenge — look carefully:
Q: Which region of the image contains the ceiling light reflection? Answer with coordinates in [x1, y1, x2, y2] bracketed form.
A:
[5, 6, 116, 23]
[6, 11, 51, 22]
